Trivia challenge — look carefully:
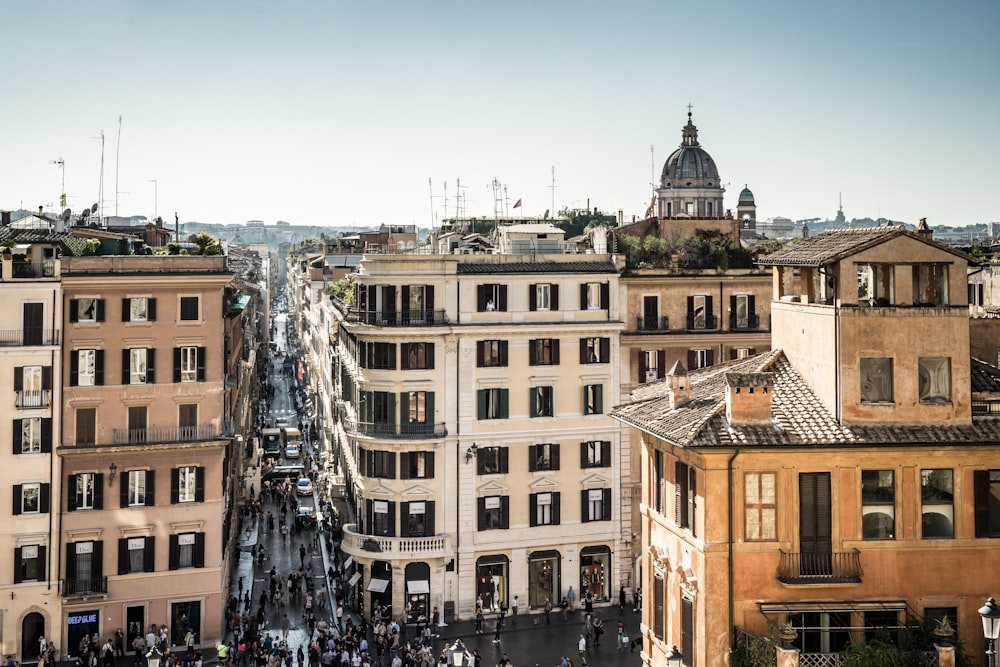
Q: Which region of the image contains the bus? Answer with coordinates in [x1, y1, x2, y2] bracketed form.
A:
[261, 428, 283, 460]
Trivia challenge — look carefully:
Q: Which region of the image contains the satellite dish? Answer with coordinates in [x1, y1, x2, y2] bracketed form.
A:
[91, 203, 98, 214]
[80, 209, 90, 219]
[543, 209, 550, 219]
[62, 208, 72, 222]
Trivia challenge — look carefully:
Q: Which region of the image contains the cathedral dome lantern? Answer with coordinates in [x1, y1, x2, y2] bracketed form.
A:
[655, 110, 726, 219]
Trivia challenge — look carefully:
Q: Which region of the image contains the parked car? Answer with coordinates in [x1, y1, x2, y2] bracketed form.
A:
[285, 443, 301, 459]
[296, 506, 319, 528]
[297, 478, 314, 496]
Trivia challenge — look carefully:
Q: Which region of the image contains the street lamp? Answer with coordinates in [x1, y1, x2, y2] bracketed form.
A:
[145, 647, 162, 667]
[666, 645, 683, 667]
[980, 597, 1000, 667]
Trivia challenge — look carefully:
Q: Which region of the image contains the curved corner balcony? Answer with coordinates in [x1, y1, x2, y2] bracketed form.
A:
[340, 523, 451, 561]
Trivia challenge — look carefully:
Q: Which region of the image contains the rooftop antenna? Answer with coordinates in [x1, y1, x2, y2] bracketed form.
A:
[443, 181, 448, 222]
[427, 178, 437, 231]
[455, 178, 467, 218]
[93, 130, 105, 226]
[650, 144, 655, 193]
[114, 115, 123, 216]
[548, 166, 558, 218]
[51, 158, 66, 208]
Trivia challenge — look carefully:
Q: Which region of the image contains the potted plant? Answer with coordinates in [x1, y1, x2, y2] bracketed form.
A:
[932, 615, 955, 645]
[778, 621, 798, 646]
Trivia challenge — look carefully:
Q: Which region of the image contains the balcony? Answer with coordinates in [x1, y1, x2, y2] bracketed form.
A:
[777, 549, 863, 584]
[635, 315, 670, 332]
[341, 523, 451, 560]
[63, 576, 108, 598]
[10, 260, 57, 279]
[685, 314, 718, 331]
[729, 313, 762, 331]
[343, 419, 447, 440]
[0, 329, 60, 346]
[347, 309, 449, 327]
[112, 424, 220, 445]
[16, 390, 52, 409]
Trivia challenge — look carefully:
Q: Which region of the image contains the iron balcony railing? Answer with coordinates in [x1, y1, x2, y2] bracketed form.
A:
[729, 313, 762, 331]
[63, 576, 108, 597]
[112, 424, 218, 445]
[0, 329, 60, 346]
[343, 418, 447, 440]
[777, 549, 863, 584]
[685, 313, 719, 331]
[16, 390, 52, 409]
[347, 309, 449, 327]
[636, 315, 670, 332]
[10, 261, 57, 279]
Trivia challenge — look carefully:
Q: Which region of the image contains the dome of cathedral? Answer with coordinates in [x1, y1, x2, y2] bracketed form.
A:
[660, 113, 720, 186]
[739, 186, 754, 202]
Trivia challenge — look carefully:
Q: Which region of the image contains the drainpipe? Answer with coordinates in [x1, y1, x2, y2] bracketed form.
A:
[727, 446, 741, 650]
[454, 281, 460, 568]
[49, 337, 56, 592]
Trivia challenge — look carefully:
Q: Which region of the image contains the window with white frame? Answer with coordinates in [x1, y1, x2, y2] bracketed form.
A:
[129, 348, 148, 384]
[177, 533, 195, 568]
[128, 537, 146, 573]
[178, 466, 198, 503]
[644, 350, 659, 382]
[21, 417, 42, 453]
[181, 347, 198, 382]
[584, 488, 610, 522]
[583, 384, 603, 415]
[129, 297, 150, 322]
[78, 349, 96, 386]
[692, 349, 709, 369]
[22, 365, 43, 392]
[921, 469, 953, 539]
[533, 492, 555, 526]
[20, 483, 41, 513]
[16, 544, 42, 581]
[127, 470, 147, 506]
[77, 298, 100, 322]
[76, 473, 97, 510]
[536, 284, 552, 311]
[585, 283, 602, 310]
[744, 472, 776, 541]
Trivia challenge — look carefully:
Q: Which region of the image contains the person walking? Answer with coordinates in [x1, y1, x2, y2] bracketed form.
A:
[592, 617, 604, 647]
[578, 634, 587, 660]
[619, 586, 627, 615]
[492, 613, 503, 644]
[567, 586, 576, 612]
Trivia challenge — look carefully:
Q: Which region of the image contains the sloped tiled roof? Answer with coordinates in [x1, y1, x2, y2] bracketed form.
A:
[972, 358, 1000, 394]
[457, 261, 617, 275]
[757, 226, 906, 267]
[611, 350, 1000, 448]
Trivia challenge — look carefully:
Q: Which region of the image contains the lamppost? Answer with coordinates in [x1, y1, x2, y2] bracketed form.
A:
[666, 645, 683, 667]
[980, 597, 1000, 667]
[145, 647, 162, 667]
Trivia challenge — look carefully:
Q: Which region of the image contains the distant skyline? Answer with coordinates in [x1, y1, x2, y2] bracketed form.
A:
[3, 1, 998, 228]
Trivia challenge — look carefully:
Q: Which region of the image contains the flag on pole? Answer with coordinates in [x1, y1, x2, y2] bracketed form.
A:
[60, 194, 67, 207]
[646, 195, 655, 218]
[513, 198, 522, 209]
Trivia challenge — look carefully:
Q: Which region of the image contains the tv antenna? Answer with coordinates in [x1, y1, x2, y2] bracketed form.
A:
[93, 130, 105, 225]
[51, 158, 66, 207]
[548, 166, 558, 217]
[115, 115, 123, 216]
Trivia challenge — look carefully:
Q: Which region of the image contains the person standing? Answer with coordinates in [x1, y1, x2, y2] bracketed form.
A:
[566, 586, 576, 612]
[475, 608, 484, 635]
[510, 596, 518, 626]
[619, 586, 627, 614]
[544, 597, 553, 625]
[492, 613, 503, 644]
[431, 606, 440, 637]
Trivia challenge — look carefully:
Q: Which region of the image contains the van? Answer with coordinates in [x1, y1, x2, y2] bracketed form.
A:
[261, 428, 282, 460]
[263, 465, 305, 483]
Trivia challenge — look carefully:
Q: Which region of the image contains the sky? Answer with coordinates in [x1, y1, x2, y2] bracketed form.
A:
[3, 0, 998, 228]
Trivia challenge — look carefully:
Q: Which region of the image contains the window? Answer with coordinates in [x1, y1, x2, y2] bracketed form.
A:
[124, 348, 154, 385]
[653, 450, 665, 514]
[175, 346, 205, 383]
[530, 492, 560, 526]
[73, 349, 103, 386]
[744, 472, 776, 541]
[861, 470, 895, 540]
[367, 499, 395, 536]
[477, 340, 508, 367]
[123, 297, 156, 322]
[730, 294, 756, 330]
[581, 440, 611, 468]
[402, 501, 435, 537]
[918, 357, 951, 403]
[477, 496, 509, 530]
[369, 450, 396, 479]
[118, 537, 154, 575]
[690, 349, 710, 370]
[123, 470, 154, 508]
[531, 284, 558, 311]
[68, 540, 102, 588]
[529, 339, 559, 366]
[653, 573, 665, 640]
[358, 390, 394, 426]
[127, 406, 147, 443]
[732, 348, 753, 360]
[13, 482, 49, 514]
[912, 263, 948, 306]
[582, 488, 611, 522]
[531, 386, 554, 418]
[169, 533, 205, 570]
[71, 298, 104, 323]
[362, 342, 396, 370]
[477, 388, 509, 420]
[400, 451, 435, 479]
[179, 404, 198, 436]
[14, 544, 44, 583]
[15, 417, 44, 454]
[580, 337, 610, 364]
[15, 364, 50, 407]
[974, 470, 1000, 538]
[76, 407, 97, 445]
[583, 384, 603, 415]
[172, 466, 204, 503]
[924, 608, 958, 643]
[581, 282, 607, 310]
[858, 264, 893, 304]
[69, 472, 102, 511]
[401, 342, 434, 370]
[529, 443, 559, 471]
[404, 285, 427, 320]
[477, 284, 507, 312]
[969, 283, 985, 307]
[676, 462, 696, 534]
[641, 350, 664, 383]
[860, 358, 893, 403]
[179, 296, 200, 321]
[920, 469, 953, 539]
[402, 390, 432, 430]
[687, 295, 713, 329]
[476, 446, 508, 475]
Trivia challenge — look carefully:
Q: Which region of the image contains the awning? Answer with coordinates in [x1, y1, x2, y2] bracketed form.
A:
[348, 572, 361, 587]
[367, 578, 390, 593]
[407, 580, 430, 594]
[343, 556, 353, 569]
[759, 600, 907, 615]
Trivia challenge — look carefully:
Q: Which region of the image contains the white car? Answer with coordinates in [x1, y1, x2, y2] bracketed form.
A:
[285, 444, 301, 459]
[297, 478, 314, 496]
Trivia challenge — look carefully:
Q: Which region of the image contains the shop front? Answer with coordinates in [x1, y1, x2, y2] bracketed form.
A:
[405, 562, 430, 623]
[475, 554, 508, 612]
[367, 561, 392, 618]
[527, 550, 560, 609]
[579, 545, 611, 601]
[66, 609, 100, 659]
[170, 600, 202, 648]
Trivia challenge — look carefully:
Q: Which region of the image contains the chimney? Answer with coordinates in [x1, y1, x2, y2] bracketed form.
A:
[38, 205, 44, 216]
[916, 217, 933, 240]
[1, 211, 10, 226]
[724, 372, 774, 426]
[666, 360, 690, 409]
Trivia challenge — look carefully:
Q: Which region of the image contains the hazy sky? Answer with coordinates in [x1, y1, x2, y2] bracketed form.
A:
[4, 1, 998, 228]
